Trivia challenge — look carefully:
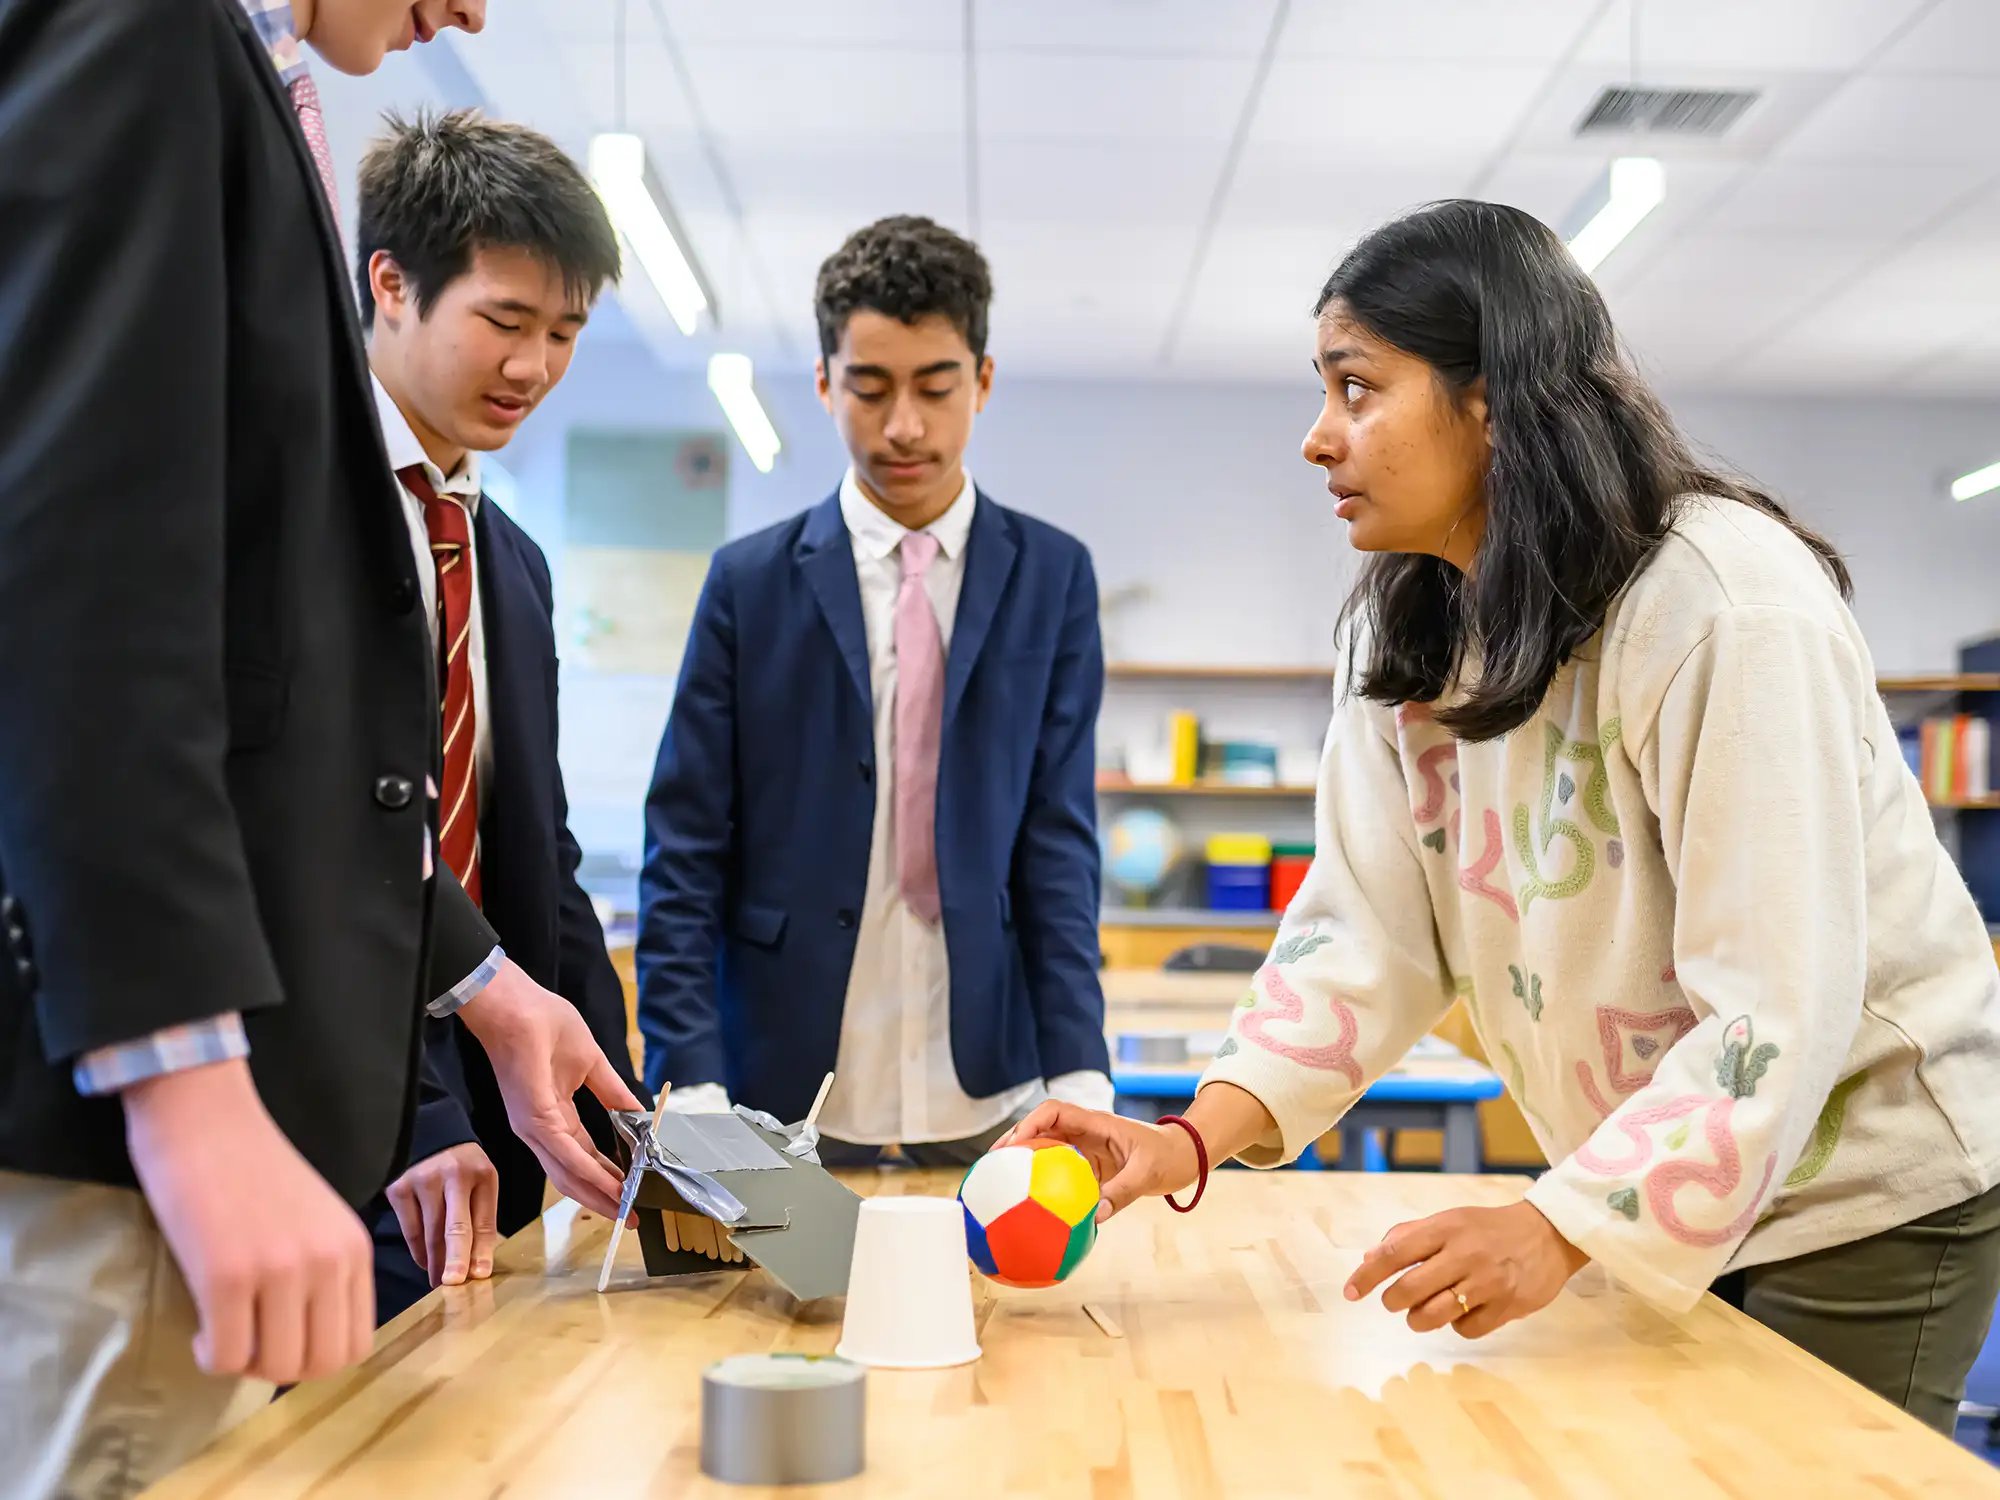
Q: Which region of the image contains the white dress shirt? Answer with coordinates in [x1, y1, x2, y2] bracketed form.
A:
[373, 375, 493, 804]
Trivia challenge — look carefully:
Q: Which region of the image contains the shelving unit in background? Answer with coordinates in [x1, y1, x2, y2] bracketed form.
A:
[1887, 654, 2000, 965]
[1097, 662, 1331, 967]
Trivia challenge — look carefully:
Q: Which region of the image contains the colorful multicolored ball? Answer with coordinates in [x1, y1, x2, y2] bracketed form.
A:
[957, 1139, 1099, 1288]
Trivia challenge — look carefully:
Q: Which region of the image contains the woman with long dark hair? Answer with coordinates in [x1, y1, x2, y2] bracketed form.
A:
[1009, 200, 2000, 1432]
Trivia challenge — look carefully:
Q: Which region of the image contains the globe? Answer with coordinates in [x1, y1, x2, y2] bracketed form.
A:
[1103, 807, 1183, 903]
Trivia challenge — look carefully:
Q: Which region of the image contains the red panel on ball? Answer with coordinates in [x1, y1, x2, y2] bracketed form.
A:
[982, 1199, 1069, 1288]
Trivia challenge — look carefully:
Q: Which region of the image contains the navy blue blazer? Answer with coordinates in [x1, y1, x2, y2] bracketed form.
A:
[636, 489, 1109, 1125]
[401, 500, 639, 1234]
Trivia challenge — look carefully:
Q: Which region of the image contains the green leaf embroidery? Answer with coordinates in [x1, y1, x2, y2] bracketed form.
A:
[1422, 828, 1448, 853]
[1785, 1073, 1866, 1188]
[1714, 1017, 1780, 1099]
[1270, 931, 1332, 966]
[1508, 965, 1543, 1021]
[1666, 1122, 1691, 1151]
[1215, 1037, 1240, 1058]
[1608, 1188, 1639, 1221]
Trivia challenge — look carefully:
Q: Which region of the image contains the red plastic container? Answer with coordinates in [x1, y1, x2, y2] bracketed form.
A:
[1269, 844, 1314, 913]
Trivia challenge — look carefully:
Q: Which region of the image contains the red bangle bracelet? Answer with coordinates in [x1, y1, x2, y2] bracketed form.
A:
[1157, 1114, 1208, 1213]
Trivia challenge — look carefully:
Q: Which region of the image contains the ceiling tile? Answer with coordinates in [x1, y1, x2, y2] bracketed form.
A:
[976, 0, 1280, 57]
[1776, 73, 2000, 164]
[1855, 0, 2000, 75]
[1250, 59, 1553, 156]
[1281, 0, 1601, 62]
[1573, 0, 1931, 72]
[721, 136, 965, 225]
[979, 138, 1229, 225]
[641, 0, 961, 49]
[1221, 147, 1474, 228]
[978, 53, 1255, 140]
[684, 46, 962, 141]
[1701, 160, 1981, 242]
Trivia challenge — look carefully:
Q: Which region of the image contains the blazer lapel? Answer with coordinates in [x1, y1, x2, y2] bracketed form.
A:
[796, 494, 872, 712]
[943, 493, 1018, 727]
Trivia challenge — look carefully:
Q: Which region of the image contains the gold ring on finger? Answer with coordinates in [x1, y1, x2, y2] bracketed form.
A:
[1453, 1288, 1471, 1314]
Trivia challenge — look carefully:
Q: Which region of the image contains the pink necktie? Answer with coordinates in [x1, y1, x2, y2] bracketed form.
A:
[894, 532, 945, 924]
[289, 74, 341, 219]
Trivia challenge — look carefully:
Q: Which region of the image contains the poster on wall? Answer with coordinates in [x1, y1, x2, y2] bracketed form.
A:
[563, 428, 729, 679]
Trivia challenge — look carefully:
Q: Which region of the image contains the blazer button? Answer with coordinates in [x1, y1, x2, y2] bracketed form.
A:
[858, 760, 873, 783]
[391, 577, 419, 615]
[13, 957, 34, 988]
[373, 774, 416, 810]
[0, 896, 18, 926]
[836, 909, 857, 930]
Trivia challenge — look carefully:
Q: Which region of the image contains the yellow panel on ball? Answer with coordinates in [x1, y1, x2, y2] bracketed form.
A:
[1026, 1142, 1099, 1228]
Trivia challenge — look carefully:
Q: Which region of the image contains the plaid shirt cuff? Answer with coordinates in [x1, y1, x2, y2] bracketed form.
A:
[429, 945, 506, 1019]
[73, 1013, 251, 1096]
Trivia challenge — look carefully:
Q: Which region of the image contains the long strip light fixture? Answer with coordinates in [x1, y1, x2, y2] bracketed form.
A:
[707, 354, 782, 474]
[588, 132, 711, 336]
[589, 131, 779, 471]
[1564, 156, 1666, 275]
[1952, 461, 2000, 503]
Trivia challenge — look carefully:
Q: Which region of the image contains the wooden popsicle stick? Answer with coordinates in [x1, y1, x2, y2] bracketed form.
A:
[650, 1082, 673, 1136]
[803, 1072, 834, 1130]
[662, 1211, 681, 1253]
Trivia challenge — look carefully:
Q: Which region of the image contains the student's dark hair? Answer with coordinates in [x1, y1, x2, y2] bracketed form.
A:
[354, 109, 620, 331]
[814, 215, 992, 361]
[1321, 199, 1849, 743]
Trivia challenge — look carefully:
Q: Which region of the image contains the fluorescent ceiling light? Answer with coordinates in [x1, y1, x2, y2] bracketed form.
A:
[708, 353, 781, 474]
[588, 133, 710, 336]
[1565, 157, 1666, 274]
[1952, 460, 2000, 503]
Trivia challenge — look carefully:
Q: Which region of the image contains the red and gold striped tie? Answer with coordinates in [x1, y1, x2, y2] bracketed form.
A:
[398, 465, 482, 906]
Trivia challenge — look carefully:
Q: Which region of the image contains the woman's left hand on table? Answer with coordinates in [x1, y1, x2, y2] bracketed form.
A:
[1343, 1201, 1589, 1338]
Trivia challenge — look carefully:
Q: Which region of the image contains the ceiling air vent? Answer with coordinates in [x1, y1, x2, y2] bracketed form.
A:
[1575, 85, 1759, 138]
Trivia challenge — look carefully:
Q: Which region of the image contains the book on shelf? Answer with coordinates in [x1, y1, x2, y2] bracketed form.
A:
[1917, 714, 1993, 803]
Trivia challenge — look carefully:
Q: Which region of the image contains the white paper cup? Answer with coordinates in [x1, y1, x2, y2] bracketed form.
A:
[835, 1196, 982, 1369]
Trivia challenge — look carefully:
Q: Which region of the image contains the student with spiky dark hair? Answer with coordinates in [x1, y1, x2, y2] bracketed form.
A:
[638, 215, 1112, 1165]
[353, 109, 639, 1320]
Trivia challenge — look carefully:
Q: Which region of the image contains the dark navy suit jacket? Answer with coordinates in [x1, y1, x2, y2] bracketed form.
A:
[400, 500, 639, 1236]
[636, 489, 1109, 1125]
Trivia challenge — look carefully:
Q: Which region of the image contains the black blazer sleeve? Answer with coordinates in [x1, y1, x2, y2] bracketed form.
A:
[427, 871, 501, 1005]
[1009, 544, 1112, 1080]
[407, 1036, 480, 1165]
[0, 0, 287, 1058]
[635, 555, 739, 1097]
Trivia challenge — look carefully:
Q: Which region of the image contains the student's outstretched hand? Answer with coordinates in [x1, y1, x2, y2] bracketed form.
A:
[996, 1101, 1200, 1222]
[459, 959, 642, 1219]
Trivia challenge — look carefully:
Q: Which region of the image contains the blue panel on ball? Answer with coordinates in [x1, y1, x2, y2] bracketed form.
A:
[963, 1202, 999, 1276]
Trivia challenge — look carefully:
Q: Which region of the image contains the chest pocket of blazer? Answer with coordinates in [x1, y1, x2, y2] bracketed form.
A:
[224, 663, 288, 751]
[731, 903, 788, 951]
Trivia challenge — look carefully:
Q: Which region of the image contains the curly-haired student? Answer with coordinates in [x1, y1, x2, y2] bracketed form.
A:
[638, 215, 1114, 1165]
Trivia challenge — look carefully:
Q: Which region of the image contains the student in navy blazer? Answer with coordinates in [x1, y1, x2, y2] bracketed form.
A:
[640, 218, 1112, 1161]
[354, 113, 639, 1317]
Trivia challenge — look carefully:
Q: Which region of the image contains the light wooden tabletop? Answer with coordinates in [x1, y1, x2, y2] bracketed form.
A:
[145, 1171, 1999, 1500]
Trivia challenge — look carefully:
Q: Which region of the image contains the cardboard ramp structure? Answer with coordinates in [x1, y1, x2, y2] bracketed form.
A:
[600, 1108, 863, 1302]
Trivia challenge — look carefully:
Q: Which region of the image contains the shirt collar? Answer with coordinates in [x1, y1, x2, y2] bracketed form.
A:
[235, 0, 309, 86]
[373, 374, 482, 507]
[839, 466, 976, 563]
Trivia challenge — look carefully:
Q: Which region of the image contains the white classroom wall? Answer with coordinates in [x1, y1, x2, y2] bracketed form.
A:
[505, 342, 2000, 864]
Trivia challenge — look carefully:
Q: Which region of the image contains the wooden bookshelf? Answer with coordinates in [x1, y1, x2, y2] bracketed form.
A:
[1102, 907, 1281, 928]
[1097, 778, 1314, 798]
[1929, 795, 2000, 811]
[1106, 663, 1336, 683]
[1878, 674, 2000, 694]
